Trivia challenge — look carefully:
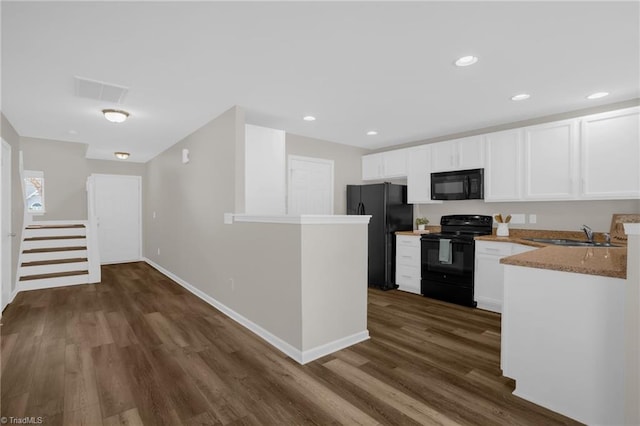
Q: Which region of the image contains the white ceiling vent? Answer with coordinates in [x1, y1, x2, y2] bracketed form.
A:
[74, 76, 128, 104]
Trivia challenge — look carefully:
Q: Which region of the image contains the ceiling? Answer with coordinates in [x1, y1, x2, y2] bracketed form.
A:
[2, 1, 639, 163]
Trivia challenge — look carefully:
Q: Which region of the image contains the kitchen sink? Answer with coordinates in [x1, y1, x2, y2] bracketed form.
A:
[524, 238, 619, 247]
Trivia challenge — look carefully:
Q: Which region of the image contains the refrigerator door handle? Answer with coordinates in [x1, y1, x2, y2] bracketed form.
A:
[359, 202, 365, 215]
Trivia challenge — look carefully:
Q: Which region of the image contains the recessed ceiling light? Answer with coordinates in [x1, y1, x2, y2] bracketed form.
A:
[114, 152, 130, 160]
[68, 130, 78, 135]
[455, 55, 478, 67]
[511, 93, 531, 101]
[366, 130, 378, 136]
[103, 109, 129, 123]
[303, 115, 316, 121]
[587, 92, 609, 100]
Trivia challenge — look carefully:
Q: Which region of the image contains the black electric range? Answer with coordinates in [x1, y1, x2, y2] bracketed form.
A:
[420, 215, 493, 307]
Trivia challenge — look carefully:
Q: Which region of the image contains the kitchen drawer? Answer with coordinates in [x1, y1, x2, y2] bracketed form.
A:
[396, 263, 420, 295]
[475, 240, 513, 256]
[396, 264, 420, 281]
[397, 280, 421, 295]
[396, 235, 420, 249]
[396, 245, 420, 265]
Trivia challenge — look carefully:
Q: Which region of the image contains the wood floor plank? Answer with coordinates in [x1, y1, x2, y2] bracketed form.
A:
[25, 337, 66, 421]
[118, 344, 184, 426]
[91, 343, 136, 418]
[325, 358, 461, 426]
[103, 407, 145, 426]
[64, 344, 101, 413]
[62, 403, 103, 426]
[1, 262, 580, 425]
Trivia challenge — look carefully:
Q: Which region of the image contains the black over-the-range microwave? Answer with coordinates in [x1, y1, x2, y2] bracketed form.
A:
[431, 168, 484, 200]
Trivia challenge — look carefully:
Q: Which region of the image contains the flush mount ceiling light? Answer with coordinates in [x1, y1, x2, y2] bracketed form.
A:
[454, 55, 478, 67]
[102, 109, 130, 123]
[366, 130, 378, 136]
[114, 152, 130, 160]
[587, 91, 609, 100]
[303, 115, 316, 121]
[511, 93, 531, 101]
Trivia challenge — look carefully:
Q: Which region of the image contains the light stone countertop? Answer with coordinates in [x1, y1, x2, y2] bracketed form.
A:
[499, 245, 627, 279]
[476, 230, 627, 279]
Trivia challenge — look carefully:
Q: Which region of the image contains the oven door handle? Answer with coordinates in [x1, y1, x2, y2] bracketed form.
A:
[422, 238, 474, 245]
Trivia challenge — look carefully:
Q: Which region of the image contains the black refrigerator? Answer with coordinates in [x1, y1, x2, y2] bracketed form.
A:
[347, 183, 413, 290]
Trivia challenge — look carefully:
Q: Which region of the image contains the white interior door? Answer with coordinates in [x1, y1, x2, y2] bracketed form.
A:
[287, 156, 334, 215]
[93, 174, 141, 264]
[1, 140, 12, 311]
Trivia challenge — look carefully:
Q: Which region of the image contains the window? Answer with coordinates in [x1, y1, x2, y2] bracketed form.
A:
[24, 170, 45, 214]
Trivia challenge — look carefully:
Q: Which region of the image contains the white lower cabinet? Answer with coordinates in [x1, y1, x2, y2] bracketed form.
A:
[395, 234, 421, 294]
[474, 241, 535, 313]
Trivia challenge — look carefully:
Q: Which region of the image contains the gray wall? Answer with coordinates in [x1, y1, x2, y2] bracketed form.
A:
[1, 113, 23, 293]
[145, 107, 369, 351]
[21, 137, 146, 220]
[286, 133, 366, 214]
[301, 224, 367, 350]
[416, 200, 640, 233]
[144, 106, 307, 347]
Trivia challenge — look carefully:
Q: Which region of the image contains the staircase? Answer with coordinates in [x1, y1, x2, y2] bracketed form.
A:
[18, 222, 99, 290]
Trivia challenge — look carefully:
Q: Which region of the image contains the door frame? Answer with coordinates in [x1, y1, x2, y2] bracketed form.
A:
[92, 173, 142, 264]
[287, 155, 335, 215]
[1, 139, 12, 312]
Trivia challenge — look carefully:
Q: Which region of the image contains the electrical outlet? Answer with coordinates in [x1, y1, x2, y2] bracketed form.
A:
[157, 248, 161, 255]
[529, 214, 537, 224]
[229, 278, 235, 290]
[153, 211, 156, 219]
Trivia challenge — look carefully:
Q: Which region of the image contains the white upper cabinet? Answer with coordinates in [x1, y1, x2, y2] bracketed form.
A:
[383, 148, 408, 177]
[362, 149, 408, 180]
[362, 153, 384, 180]
[523, 119, 579, 200]
[484, 129, 523, 202]
[431, 135, 484, 172]
[580, 107, 640, 199]
[407, 145, 441, 204]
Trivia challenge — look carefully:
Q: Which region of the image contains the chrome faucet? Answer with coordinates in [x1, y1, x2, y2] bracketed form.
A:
[581, 225, 594, 242]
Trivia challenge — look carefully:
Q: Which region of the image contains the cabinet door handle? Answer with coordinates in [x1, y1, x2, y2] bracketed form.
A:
[401, 255, 412, 258]
[401, 275, 412, 279]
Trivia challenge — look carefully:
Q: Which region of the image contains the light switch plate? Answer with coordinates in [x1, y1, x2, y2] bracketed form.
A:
[529, 214, 537, 224]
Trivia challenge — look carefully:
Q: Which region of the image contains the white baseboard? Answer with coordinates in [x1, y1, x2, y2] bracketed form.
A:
[143, 257, 368, 365]
[476, 297, 502, 314]
[301, 330, 370, 364]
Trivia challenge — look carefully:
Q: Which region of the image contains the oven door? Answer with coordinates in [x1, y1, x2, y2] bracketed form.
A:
[420, 237, 476, 306]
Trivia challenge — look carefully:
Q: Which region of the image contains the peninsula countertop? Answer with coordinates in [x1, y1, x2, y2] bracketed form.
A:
[476, 230, 627, 279]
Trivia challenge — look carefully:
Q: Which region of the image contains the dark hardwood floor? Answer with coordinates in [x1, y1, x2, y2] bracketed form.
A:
[1, 262, 580, 425]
